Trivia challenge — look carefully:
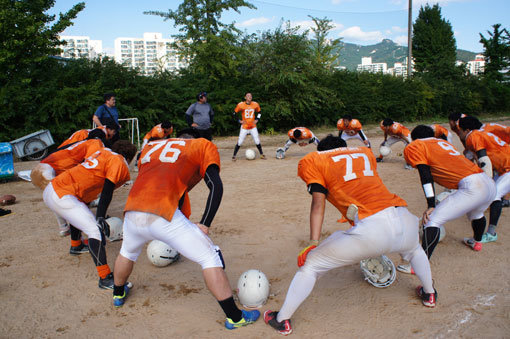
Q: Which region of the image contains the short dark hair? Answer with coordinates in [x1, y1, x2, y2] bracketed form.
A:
[105, 122, 119, 131]
[411, 125, 434, 140]
[448, 112, 462, 121]
[87, 128, 107, 142]
[197, 91, 207, 101]
[342, 114, 352, 121]
[177, 128, 200, 139]
[161, 121, 173, 129]
[104, 93, 115, 102]
[458, 116, 482, 131]
[111, 140, 137, 163]
[293, 129, 302, 139]
[382, 118, 394, 127]
[317, 134, 347, 151]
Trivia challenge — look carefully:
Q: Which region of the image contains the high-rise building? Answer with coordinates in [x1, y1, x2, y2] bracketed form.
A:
[356, 57, 387, 74]
[466, 54, 485, 75]
[114, 33, 188, 75]
[58, 36, 103, 59]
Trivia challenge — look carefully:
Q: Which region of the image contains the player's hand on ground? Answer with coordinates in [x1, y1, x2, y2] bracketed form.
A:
[196, 222, 209, 235]
[380, 141, 386, 147]
[297, 245, 316, 267]
[191, 123, 198, 128]
[298, 142, 307, 147]
[422, 208, 435, 224]
[364, 140, 370, 147]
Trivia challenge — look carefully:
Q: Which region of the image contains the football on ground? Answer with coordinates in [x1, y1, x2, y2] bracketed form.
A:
[245, 149, 256, 160]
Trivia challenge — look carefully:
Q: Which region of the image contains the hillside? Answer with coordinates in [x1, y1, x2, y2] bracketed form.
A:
[336, 39, 478, 70]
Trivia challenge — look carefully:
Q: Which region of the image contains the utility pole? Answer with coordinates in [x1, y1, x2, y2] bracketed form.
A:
[407, 0, 412, 78]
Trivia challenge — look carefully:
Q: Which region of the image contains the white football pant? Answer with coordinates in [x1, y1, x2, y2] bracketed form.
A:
[237, 127, 260, 146]
[341, 130, 369, 146]
[494, 171, 510, 201]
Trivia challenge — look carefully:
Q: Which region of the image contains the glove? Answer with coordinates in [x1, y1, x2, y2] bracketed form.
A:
[297, 245, 316, 267]
[97, 217, 110, 238]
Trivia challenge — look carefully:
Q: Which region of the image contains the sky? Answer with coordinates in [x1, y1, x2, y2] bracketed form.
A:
[49, 0, 509, 55]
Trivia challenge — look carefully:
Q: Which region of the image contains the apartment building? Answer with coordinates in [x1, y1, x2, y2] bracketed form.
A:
[58, 36, 103, 59]
[466, 54, 485, 75]
[356, 57, 388, 74]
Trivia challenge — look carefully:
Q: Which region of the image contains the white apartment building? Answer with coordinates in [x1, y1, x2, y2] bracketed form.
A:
[58, 36, 103, 59]
[387, 58, 413, 77]
[466, 54, 485, 75]
[114, 33, 188, 75]
[357, 57, 387, 74]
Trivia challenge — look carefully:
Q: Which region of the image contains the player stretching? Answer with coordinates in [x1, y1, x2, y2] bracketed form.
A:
[112, 129, 260, 330]
[43, 141, 137, 289]
[232, 93, 266, 161]
[458, 117, 510, 243]
[58, 124, 117, 148]
[264, 135, 436, 336]
[141, 121, 173, 149]
[378, 118, 412, 169]
[401, 125, 495, 268]
[276, 127, 319, 159]
[430, 124, 453, 143]
[337, 114, 370, 147]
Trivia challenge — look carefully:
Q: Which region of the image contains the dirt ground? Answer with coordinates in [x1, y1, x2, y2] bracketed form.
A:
[0, 121, 509, 338]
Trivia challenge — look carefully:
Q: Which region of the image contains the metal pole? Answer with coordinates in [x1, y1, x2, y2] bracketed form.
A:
[408, 0, 412, 78]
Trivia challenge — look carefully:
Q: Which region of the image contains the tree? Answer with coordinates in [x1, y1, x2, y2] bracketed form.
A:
[479, 24, 510, 82]
[309, 16, 342, 70]
[0, 0, 85, 84]
[412, 4, 458, 79]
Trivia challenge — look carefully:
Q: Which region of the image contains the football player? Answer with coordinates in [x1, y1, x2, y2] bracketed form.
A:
[277, 127, 319, 158]
[337, 114, 370, 147]
[264, 135, 435, 336]
[430, 124, 453, 143]
[231, 93, 266, 161]
[58, 124, 117, 148]
[141, 121, 173, 150]
[43, 140, 137, 289]
[111, 129, 260, 330]
[458, 116, 510, 243]
[403, 125, 496, 261]
[377, 118, 412, 168]
[480, 122, 510, 144]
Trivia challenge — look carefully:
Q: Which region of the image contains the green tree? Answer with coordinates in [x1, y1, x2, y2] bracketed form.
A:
[0, 0, 85, 84]
[412, 4, 458, 79]
[309, 16, 342, 70]
[479, 24, 510, 82]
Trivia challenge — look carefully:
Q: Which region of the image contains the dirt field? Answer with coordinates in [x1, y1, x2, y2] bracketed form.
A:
[1, 122, 509, 338]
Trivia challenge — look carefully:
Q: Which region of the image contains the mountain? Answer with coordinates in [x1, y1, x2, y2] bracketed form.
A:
[335, 39, 479, 70]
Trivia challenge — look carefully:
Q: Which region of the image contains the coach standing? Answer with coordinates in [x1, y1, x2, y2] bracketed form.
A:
[93, 93, 120, 143]
[185, 91, 214, 141]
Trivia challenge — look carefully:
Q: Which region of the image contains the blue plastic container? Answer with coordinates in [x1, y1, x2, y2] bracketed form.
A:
[0, 143, 14, 179]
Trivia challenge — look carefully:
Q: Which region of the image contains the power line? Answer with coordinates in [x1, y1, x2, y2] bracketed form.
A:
[251, 0, 408, 15]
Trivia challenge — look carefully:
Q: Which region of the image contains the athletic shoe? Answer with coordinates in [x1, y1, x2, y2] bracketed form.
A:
[59, 223, 70, 237]
[396, 263, 415, 275]
[481, 232, 498, 243]
[260, 154, 267, 160]
[502, 199, 509, 208]
[69, 243, 89, 255]
[404, 164, 413, 170]
[463, 237, 482, 251]
[376, 158, 383, 163]
[225, 309, 260, 330]
[232, 156, 236, 162]
[113, 284, 131, 308]
[416, 286, 437, 308]
[264, 310, 292, 336]
[99, 273, 115, 290]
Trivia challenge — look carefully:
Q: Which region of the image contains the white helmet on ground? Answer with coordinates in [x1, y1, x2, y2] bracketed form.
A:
[236, 269, 270, 308]
[147, 240, 180, 267]
[276, 148, 285, 159]
[106, 217, 123, 242]
[379, 145, 391, 157]
[245, 149, 256, 160]
[360, 255, 396, 288]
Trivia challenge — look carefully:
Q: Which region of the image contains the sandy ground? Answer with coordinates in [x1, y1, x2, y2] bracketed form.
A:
[0, 122, 509, 338]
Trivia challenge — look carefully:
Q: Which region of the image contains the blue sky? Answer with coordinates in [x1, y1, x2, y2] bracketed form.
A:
[49, 0, 509, 55]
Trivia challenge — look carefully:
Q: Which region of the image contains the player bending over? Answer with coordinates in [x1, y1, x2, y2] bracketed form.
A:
[232, 93, 266, 161]
[276, 127, 319, 159]
[58, 124, 117, 149]
[111, 129, 260, 330]
[377, 118, 412, 169]
[337, 114, 370, 147]
[458, 116, 510, 243]
[430, 124, 453, 143]
[141, 121, 173, 149]
[43, 140, 137, 289]
[399, 125, 495, 275]
[264, 135, 436, 336]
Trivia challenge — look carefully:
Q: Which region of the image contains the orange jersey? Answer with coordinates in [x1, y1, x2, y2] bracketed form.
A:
[58, 126, 107, 148]
[52, 148, 130, 203]
[288, 127, 314, 140]
[337, 119, 362, 133]
[235, 101, 261, 130]
[465, 130, 510, 175]
[143, 124, 169, 142]
[404, 138, 483, 189]
[42, 139, 104, 176]
[430, 124, 450, 139]
[481, 123, 510, 144]
[125, 138, 220, 222]
[380, 121, 410, 138]
[298, 146, 406, 221]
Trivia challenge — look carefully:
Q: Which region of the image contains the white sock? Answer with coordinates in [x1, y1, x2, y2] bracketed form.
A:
[277, 271, 317, 322]
[410, 249, 434, 294]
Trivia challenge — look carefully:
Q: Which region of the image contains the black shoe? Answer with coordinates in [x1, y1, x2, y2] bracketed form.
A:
[376, 158, 383, 163]
[263, 310, 292, 335]
[69, 243, 89, 255]
[98, 273, 114, 290]
[502, 199, 509, 208]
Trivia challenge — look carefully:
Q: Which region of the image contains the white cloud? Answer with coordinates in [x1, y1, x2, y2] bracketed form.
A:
[237, 17, 273, 27]
[394, 35, 409, 46]
[391, 26, 407, 33]
[339, 26, 384, 42]
[289, 20, 344, 34]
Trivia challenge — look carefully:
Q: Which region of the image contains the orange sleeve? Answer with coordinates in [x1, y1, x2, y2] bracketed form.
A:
[254, 102, 261, 112]
[198, 140, 221, 177]
[337, 120, 344, 130]
[106, 156, 130, 187]
[298, 155, 326, 188]
[288, 129, 294, 138]
[466, 133, 485, 153]
[351, 119, 362, 131]
[379, 121, 385, 131]
[234, 102, 242, 113]
[404, 142, 428, 168]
